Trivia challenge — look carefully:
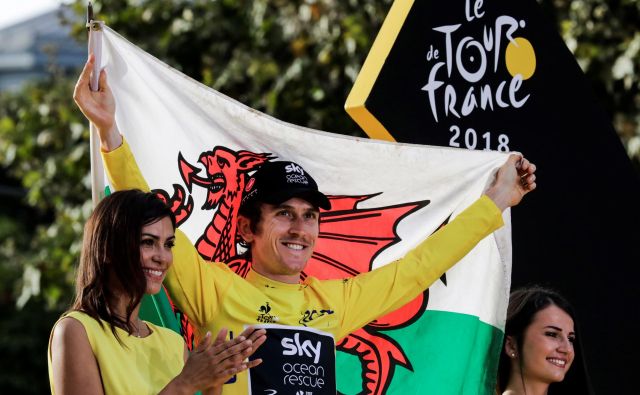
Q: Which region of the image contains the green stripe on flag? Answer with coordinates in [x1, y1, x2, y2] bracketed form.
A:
[139, 288, 182, 334]
[337, 310, 504, 394]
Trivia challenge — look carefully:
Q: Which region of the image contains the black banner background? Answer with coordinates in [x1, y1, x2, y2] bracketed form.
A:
[349, 0, 640, 392]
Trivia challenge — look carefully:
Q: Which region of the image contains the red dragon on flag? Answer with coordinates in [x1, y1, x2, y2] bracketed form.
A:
[155, 145, 447, 394]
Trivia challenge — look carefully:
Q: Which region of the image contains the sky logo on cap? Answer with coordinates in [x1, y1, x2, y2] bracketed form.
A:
[285, 163, 304, 175]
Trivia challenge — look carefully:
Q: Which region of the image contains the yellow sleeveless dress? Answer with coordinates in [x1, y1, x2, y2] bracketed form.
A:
[48, 310, 185, 394]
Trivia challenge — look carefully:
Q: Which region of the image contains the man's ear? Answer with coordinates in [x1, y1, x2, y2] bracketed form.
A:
[237, 215, 254, 243]
[504, 335, 518, 358]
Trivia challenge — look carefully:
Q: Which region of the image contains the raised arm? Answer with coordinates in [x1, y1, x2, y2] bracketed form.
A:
[74, 54, 122, 152]
[73, 55, 232, 330]
[337, 155, 537, 338]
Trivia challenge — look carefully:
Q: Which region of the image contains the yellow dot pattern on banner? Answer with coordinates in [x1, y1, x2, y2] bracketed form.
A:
[505, 37, 536, 80]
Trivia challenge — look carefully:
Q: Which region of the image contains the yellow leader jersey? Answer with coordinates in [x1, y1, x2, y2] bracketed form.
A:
[102, 139, 504, 395]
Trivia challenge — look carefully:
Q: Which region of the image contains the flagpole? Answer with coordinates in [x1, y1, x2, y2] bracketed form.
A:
[86, 2, 107, 204]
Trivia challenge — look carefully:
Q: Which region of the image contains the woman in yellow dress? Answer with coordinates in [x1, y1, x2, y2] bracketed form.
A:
[48, 189, 265, 394]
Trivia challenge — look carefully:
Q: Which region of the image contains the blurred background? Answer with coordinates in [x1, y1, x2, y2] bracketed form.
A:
[0, 0, 638, 393]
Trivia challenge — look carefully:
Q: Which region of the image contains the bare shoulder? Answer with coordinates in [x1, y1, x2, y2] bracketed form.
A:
[52, 315, 91, 348]
[50, 315, 104, 395]
[50, 315, 95, 374]
[54, 315, 87, 333]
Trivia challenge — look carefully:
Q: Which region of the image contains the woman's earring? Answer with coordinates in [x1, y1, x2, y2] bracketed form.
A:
[511, 352, 516, 358]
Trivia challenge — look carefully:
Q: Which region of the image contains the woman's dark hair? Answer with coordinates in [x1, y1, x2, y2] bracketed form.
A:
[496, 285, 593, 394]
[71, 189, 175, 342]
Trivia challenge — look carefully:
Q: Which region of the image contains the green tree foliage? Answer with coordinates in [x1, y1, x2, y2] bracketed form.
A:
[0, 0, 637, 393]
[540, 0, 640, 170]
[0, 70, 91, 393]
[68, 0, 393, 134]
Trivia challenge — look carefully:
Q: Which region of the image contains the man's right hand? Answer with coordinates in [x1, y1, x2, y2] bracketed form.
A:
[73, 54, 122, 152]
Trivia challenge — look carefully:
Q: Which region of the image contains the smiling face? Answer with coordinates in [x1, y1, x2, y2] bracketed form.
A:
[517, 304, 576, 385]
[239, 197, 319, 283]
[139, 217, 175, 294]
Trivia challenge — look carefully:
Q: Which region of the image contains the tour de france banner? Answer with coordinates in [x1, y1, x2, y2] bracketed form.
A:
[93, 25, 514, 394]
[346, 0, 546, 146]
[346, 0, 640, 391]
[247, 325, 336, 395]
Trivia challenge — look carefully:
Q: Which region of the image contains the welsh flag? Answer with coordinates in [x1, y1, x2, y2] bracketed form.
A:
[91, 25, 513, 394]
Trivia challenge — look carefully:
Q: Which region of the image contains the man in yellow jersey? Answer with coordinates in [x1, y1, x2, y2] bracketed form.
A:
[74, 55, 536, 395]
